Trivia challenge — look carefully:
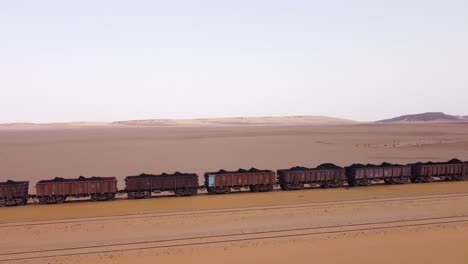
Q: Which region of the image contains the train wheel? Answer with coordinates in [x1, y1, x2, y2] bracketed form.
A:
[56, 196, 65, 204]
[384, 178, 391, 184]
[332, 181, 343, 188]
[175, 189, 185, 197]
[250, 185, 260, 192]
[265, 185, 274, 192]
[16, 198, 27, 206]
[360, 180, 371, 186]
[0, 199, 6, 207]
[223, 187, 231, 194]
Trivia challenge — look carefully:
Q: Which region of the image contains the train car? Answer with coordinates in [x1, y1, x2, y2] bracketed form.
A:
[410, 159, 467, 183]
[125, 172, 199, 198]
[345, 163, 411, 186]
[36, 176, 117, 204]
[277, 163, 345, 190]
[0, 180, 29, 206]
[204, 168, 276, 194]
[465, 161, 468, 177]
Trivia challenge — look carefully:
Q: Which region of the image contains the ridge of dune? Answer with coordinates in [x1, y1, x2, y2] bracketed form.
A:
[113, 116, 358, 127]
[0, 122, 111, 130]
[0, 116, 357, 130]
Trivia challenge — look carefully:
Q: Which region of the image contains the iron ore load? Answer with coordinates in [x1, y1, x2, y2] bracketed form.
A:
[345, 163, 412, 186]
[36, 176, 117, 204]
[0, 180, 29, 207]
[410, 159, 467, 182]
[125, 172, 198, 198]
[277, 163, 345, 190]
[204, 168, 276, 194]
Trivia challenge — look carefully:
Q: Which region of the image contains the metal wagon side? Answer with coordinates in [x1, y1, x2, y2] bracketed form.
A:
[125, 172, 199, 198]
[0, 180, 29, 206]
[204, 168, 276, 194]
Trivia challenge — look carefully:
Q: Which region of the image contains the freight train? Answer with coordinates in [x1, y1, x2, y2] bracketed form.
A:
[1, 159, 467, 207]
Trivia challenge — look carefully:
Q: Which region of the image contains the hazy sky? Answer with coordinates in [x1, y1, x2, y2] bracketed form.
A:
[1, 0, 467, 123]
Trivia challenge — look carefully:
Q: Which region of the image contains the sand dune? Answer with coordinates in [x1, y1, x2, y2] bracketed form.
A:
[0, 116, 357, 130]
[113, 116, 357, 127]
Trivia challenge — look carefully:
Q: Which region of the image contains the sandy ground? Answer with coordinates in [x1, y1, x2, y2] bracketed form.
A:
[0, 123, 467, 189]
[1, 183, 468, 263]
[1, 123, 468, 263]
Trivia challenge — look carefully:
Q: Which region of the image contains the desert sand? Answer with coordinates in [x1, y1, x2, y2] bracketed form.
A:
[1, 184, 468, 263]
[1, 123, 468, 263]
[1, 123, 468, 189]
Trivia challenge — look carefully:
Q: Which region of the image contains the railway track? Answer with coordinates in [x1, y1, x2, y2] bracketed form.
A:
[1, 215, 468, 262]
[2, 192, 468, 229]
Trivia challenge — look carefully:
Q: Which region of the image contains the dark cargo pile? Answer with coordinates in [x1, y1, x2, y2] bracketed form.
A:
[412, 158, 463, 165]
[285, 163, 343, 171]
[130, 172, 198, 178]
[347, 162, 406, 169]
[210, 168, 274, 174]
[0, 180, 24, 185]
[38, 176, 114, 183]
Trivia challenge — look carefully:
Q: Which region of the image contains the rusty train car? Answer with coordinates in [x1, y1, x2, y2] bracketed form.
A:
[410, 159, 467, 183]
[36, 176, 117, 204]
[0, 180, 29, 207]
[125, 172, 198, 198]
[277, 164, 345, 190]
[345, 163, 412, 186]
[204, 168, 276, 194]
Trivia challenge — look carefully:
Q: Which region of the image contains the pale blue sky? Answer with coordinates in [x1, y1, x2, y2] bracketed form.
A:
[1, 0, 467, 123]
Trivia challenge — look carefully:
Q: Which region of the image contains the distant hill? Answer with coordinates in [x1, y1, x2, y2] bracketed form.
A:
[0, 116, 357, 130]
[113, 116, 357, 127]
[377, 112, 468, 123]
